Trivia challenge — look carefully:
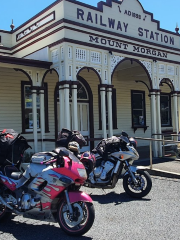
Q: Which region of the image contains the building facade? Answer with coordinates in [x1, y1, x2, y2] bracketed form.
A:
[0, 0, 180, 156]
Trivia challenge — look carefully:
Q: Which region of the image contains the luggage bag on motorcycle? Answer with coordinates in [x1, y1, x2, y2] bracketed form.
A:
[56, 128, 86, 148]
[0, 129, 30, 166]
[95, 136, 120, 159]
[56, 128, 73, 147]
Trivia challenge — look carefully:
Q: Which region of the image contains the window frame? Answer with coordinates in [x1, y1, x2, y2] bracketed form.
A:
[160, 92, 172, 127]
[131, 90, 147, 132]
[21, 81, 49, 134]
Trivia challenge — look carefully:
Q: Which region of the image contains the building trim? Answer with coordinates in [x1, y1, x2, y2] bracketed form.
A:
[0, 55, 52, 69]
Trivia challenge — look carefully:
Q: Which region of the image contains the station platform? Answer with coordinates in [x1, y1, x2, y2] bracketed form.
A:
[135, 146, 180, 179]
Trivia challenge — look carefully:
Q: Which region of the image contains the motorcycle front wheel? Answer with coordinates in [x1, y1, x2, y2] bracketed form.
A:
[57, 200, 95, 236]
[123, 169, 152, 198]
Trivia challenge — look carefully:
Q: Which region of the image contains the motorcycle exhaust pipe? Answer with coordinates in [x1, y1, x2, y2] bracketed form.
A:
[0, 195, 13, 210]
[0, 195, 22, 215]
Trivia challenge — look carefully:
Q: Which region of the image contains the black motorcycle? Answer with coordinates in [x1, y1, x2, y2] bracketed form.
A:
[56, 129, 152, 198]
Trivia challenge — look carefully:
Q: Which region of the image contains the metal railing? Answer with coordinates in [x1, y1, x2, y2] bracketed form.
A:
[134, 136, 180, 170]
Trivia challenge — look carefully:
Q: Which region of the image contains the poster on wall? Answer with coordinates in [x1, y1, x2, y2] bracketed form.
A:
[139, 116, 144, 125]
[29, 113, 39, 129]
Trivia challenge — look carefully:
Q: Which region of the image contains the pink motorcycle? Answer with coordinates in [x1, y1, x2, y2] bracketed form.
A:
[0, 129, 95, 236]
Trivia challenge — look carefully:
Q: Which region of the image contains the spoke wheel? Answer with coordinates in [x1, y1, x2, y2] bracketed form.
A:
[123, 170, 152, 198]
[57, 200, 95, 236]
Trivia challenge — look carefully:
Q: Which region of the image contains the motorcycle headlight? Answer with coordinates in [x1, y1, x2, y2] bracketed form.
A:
[77, 168, 87, 178]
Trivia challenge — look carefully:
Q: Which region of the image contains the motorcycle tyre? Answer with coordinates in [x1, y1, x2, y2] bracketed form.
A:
[0, 205, 12, 223]
[57, 200, 95, 236]
[123, 170, 152, 198]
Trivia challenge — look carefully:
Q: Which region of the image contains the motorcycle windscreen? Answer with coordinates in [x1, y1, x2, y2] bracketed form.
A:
[55, 147, 80, 163]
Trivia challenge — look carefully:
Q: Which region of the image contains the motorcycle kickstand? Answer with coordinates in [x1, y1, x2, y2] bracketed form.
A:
[125, 161, 138, 184]
[101, 189, 107, 195]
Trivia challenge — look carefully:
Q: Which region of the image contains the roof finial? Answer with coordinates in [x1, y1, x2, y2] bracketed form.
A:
[10, 19, 15, 31]
[175, 22, 179, 34]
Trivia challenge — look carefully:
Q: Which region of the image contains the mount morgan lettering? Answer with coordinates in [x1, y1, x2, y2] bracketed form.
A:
[89, 35, 168, 58]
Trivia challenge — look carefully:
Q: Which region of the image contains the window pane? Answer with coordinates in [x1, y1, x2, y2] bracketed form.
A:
[24, 85, 40, 130]
[82, 104, 88, 131]
[77, 84, 88, 99]
[25, 86, 32, 108]
[133, 110, 144, 125]
[133, 93, 143, 109]
[131, 91, 145, 127]
[161, 95, 170, 125]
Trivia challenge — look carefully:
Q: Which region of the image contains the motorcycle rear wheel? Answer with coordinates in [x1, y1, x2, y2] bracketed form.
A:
[123, 170, 152, 198]
[57, 200, 95, 236]
[0, 204, 12, 222]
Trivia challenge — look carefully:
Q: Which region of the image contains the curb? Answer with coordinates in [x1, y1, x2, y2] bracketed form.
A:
[145, 168, 180, 179]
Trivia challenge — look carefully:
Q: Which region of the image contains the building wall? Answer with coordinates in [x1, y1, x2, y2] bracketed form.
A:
[112, 68, 151, 146]
[0, 67, 24, 131]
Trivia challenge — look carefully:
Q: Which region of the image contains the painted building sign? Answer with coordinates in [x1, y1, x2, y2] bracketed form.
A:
[89, 35, 168, 58]
[16, 12, 55, 41]
[74, 0, 178, 48]
[77, 8, 175, 46]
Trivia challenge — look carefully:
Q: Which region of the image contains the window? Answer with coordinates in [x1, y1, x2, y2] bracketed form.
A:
[160, 94, 171, 126]
[24, 85, 40, 131]
[21, 81, 49, 133]
[131, 90, 146, 131]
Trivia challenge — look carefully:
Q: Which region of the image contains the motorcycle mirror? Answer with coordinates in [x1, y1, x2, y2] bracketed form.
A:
[121, 131, 129, 138]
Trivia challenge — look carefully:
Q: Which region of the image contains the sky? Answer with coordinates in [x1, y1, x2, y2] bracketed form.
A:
[0, 0, 179, 33]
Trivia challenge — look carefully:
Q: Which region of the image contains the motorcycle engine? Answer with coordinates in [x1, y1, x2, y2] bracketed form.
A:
[21, 193, 40, 210]
[94, 161, 114, 180]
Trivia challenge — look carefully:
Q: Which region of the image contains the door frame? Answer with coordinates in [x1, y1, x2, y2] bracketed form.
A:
[54, 76, 94, 150]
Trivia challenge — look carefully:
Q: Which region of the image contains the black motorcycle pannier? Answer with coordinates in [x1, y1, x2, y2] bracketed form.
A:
[0, 129, 30, 166]
[94, 136, 120, 159]
[56, 128, 73, 148]
[56, 128, 86, 148]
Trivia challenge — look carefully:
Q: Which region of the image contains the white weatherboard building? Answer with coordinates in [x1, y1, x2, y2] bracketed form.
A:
[0, 0, 180, 156]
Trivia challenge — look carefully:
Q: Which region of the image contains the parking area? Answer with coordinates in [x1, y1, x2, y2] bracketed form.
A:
[0, 175, 180, 240]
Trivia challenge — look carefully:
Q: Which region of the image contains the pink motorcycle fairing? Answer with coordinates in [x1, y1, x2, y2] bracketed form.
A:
[68, 191, 93, 203]
[0, 175, 16, 191]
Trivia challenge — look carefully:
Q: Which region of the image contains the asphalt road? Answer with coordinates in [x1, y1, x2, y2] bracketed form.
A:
[0, 176, 180, 240]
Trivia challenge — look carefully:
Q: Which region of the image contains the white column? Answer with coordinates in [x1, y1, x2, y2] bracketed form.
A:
[171, 94, 175, 131]
[72, 83, 78, 130]
[32, 89, 38, 153]
[64, 83, 70, 129]
[150, 91, 158, 157]
[173, 93, 178, 141]
[178, 94, 180, 132]
[100, 86, 107, 139]
[156, 91, 162, 156]
[59, 85, 64, 130]
[40, 89, 45, 151]
[107, 86, 113, 137]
